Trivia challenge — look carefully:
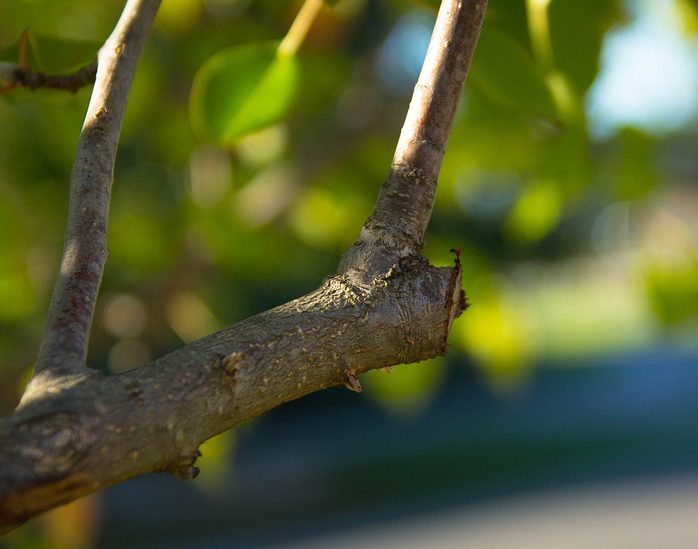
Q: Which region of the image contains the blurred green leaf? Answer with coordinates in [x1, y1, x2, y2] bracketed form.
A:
[486, 0, 531, 51]
[0, 0, 121, 42]
[677, 0, 698, 33]
[411, 0, 440, 9]
[288, 182, 371, 250]
[469, 27, 557, 118]
[109, 211, 175, 273]
[0, 31, 98, 74]
[538, 122, 591, 192]
[645, 257, 698, 326]
[505, 180, 562, 243]
[456, 294, 536, 392]
[0, 266, 34, 321]
[189, 41, 299, 146]
[548, 0, 623, 95]
[194, 430, 237, 495]
[613, 128, 657, 200]
[364, 358, 446, 415]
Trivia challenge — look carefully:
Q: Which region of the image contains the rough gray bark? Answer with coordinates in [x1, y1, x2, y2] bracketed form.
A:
[0, 0, 487, 535]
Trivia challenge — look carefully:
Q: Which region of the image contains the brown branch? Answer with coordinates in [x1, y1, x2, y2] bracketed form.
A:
[0, 61, 97, 93]
[339, 0, 487, 282]
[1, 260, 464, 532]
[0, 0, 486, 534]
[29, 0, 162, 388]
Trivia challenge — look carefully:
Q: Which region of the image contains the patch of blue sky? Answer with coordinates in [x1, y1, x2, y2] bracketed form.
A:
[586, 0, 698, 139]
[375, 10, 434, 95]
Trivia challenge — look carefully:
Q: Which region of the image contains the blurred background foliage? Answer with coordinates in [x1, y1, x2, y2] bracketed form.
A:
[1, 0, 698, 546]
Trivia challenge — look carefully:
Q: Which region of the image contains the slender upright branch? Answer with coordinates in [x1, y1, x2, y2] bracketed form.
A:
[0, 61, 97, 93]
[339, 0, 488, 281]
[32, 0, 161, 385]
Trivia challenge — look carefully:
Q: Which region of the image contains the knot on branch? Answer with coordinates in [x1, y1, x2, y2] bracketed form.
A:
[168, 449, 201, 480]
[373, 253, 430, 285]
[338, 251, 467, 373]
[12, 412, 94, 477]
[320, 274, 371, 307]
[337, 223, 424, 285]
[214, 351, 243, 384]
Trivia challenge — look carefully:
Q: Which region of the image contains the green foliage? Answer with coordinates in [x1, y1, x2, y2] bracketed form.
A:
[548, 0, 623, 95]
[504, 180, 562, 243]
[190, 42, 299, 146]
[0, 0, 695, 415]
[2, 5, 697, 547]
[612, 128, 657, 200]
[364, 359, 446, 415]
[0, 31, 99, 74]
[469, 27, 557, 119]
[646, 257, 698, 325]
[0, 0, 121, 43]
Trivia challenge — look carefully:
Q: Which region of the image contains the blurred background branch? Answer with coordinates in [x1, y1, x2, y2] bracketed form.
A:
[0, 60, 97, 93]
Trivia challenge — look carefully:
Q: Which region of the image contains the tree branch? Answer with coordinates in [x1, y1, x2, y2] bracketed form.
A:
[1, 260, 464, 531]
[339, 0, 487, 282]
[30, 0, 161, 387]
[0, 0, 486, 534]
[0, 61, 98, 93]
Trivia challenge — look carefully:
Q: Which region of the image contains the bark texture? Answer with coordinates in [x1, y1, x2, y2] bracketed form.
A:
[339, 0, 487, 282]
[1, 259, 464, 530]
[0, 0, 487, 535]
[35, 0, 161, 381]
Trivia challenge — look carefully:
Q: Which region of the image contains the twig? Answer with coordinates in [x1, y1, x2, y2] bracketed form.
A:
[30, 0, 161, 387]
[277, 0, 324, 57]
[339, 0, 488, 281]
[0, 60, 97, 93]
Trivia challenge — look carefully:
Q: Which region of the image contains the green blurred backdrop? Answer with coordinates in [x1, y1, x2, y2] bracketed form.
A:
[1, 0, 698, 546]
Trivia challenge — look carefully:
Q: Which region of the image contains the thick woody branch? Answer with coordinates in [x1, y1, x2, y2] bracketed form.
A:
[0, 260, 465, 532]
[32, 0, 161, 383]
[339, 0, 487, 282]
[0, 61, 97, 93]
[0, 0, 486, 535]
